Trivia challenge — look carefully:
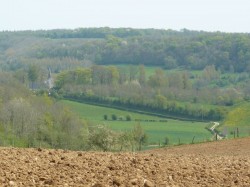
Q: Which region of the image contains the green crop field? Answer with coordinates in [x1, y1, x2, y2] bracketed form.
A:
[106, 121, 211, 145]
[62, 100, 212, 144]
[62, 100, 212, 145]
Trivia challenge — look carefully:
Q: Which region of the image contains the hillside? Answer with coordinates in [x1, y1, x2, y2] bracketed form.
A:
[219, 102, 250, 138]
[223, 102, 250, 127]
[1, 28, 250, 72]
[0, 137, 249, 186]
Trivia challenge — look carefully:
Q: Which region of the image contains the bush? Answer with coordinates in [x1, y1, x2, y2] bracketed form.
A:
[163, 136, 170, 146]
[111, 114, 117, 120]
[126, 114, 132, 121]
[103, 114, 108, 120]
[118, 116, 124, 120]
[89, 125, 116, 151]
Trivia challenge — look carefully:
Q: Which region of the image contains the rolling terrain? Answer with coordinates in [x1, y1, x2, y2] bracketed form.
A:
[0, 137, 249, 186]
[1, 28, 250, 186]
[62, 100, 211, 145]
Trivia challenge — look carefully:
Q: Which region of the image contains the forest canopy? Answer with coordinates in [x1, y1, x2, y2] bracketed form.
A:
[1, 28, 250, 73]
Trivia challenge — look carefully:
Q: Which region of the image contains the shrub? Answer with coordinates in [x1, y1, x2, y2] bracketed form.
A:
[163, 136, 170, 146]
[111, 114, 117, 120]
[103, 114, 108, 120]
[118, 116, 124, 121]
[89, 125, 116, 151]
[126, 114, 132, 121]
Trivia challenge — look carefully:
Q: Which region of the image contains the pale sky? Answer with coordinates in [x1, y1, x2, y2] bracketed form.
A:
[1, 0, 250, 32]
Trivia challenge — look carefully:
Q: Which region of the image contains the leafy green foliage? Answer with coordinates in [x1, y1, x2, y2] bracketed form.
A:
[88, 125, 117, 151]
[2, 28, 250, 73]
[28, 65, 39, 82]
[126, 114, 132, 121]
[55, 64, 231, 121]
[163, 136, 170, 146]
[111, 114, 117, 121]
[28, 64, 39, 89]
[103, 114, 108, 120]
[132, 123, 148, 150]
[0, 72, 90, 150]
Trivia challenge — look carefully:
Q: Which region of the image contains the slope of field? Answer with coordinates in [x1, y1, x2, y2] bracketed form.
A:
[223, 102, 250, 127]
[62, 100, 211, 145]
[220, 102, 250, 138]
[0, 137, 249, 186]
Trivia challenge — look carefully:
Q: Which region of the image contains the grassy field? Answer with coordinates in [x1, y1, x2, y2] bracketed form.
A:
[219, 102, 250, 138]
[223, 102, 250, 126]
[62, 100, 212, 145]
[113, 64, 202, 78]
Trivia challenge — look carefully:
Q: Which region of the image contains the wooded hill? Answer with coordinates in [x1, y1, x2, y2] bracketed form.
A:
[1, 28, 250, 72]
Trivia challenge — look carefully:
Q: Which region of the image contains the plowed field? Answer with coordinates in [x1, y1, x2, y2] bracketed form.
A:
[0, 137, 249, 186]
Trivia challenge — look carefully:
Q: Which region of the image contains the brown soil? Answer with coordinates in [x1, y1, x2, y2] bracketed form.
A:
[0, 137, 249, 187]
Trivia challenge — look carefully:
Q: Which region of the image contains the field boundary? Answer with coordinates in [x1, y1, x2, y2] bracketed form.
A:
[63, 97, 209, 122]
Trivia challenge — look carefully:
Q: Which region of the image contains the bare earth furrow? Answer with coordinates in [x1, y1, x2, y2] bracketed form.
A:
[0, 137, 249, 186]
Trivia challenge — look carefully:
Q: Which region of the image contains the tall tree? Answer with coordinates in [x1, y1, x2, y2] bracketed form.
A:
[28, 65, 39, 89]
[132, 123, 147, 151]
[108, 66, 120, 85]
[138, 64, 146, 85]
[148, 69, 168, 87]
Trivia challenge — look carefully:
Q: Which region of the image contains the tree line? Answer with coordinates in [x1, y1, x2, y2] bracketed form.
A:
[6, 62, 249, 121]
[53, 65, 236, 121]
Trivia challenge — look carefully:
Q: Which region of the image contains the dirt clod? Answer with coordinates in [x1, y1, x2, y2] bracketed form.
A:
[113, 177, 122, 186]
[130, 178, 138, 185]
[144, 179, 154, 187]
[9, 181, 15, 186]
[92, 183, 104, 187]
[0, 137, 249, 186]
[44, 179, 54, 185]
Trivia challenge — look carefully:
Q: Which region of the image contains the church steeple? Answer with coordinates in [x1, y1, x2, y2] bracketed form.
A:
[46, 67, 53, 89]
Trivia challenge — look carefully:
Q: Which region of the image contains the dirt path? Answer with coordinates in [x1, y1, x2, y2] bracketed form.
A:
[209, 122, 223, 140]
[0, 137, 249, 186]
[210, 122, 219, 131]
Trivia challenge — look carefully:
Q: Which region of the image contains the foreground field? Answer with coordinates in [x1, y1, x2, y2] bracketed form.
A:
[0, 137, 249, 186]
[62, 100, 211, 145]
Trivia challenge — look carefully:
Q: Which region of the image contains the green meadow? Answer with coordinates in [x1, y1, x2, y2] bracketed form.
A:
[219, 102, 250, 138]
[113, 64, 202, 78]
[62, 100, 212, 145]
